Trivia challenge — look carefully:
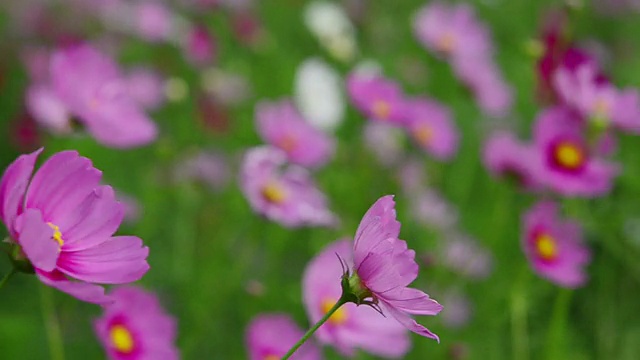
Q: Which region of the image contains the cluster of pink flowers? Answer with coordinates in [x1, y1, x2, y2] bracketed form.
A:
[347, 73, 459, 161]
[413, 2, 513, 118]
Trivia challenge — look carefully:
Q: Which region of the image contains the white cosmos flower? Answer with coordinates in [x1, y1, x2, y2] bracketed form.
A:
[304, 0, 357, 62]
[294, 58, 345, 132]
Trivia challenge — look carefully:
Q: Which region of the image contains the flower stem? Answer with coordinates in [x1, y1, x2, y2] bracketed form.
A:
[40, 286, 65, 360]
[281, 295, 348, 359]
[0, 267, 16, 290]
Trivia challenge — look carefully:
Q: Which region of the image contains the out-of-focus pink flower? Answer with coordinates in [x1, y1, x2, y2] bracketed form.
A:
[483, 131, 541, 190]
[25, 84, 71, 134]
[125, 67, 166, 111]
[184, 25, 216, 66]
[50, 43, 158, 148]
[231, 11, 264, 46]
[240, 146, 337, 228]
[94, 286, 179, 360]
[346, 73, 407, 125]
[349, 196, 443, 340]
[246, 314, 322, 360]
[173, 150, 231, 191]
[453, 58, 513, 118]
[403, 98, 458, 160]
[135, 1, 174, 42]
[440, 289, 472, 329]
[554, 63, 640, 132]
[255, 100, 335, 168]
[0, 149, 149, 304]
[410, 189, 459, 232]
[413, 2, 491, 60]
[522, 201, 590, 288]
[117, 193, 141, 224]
[532, 106, 619, 197]
[440, 233, 493, 280]
[303, 239, 410, 358]
[9, 113, 42, 152]
[363, 122, 406, 166]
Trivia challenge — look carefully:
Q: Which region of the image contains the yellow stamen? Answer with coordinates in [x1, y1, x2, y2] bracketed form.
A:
[438, 33, 456, 53]
[554, 142, 584, 170]
[414, 124, 433, 145]
[261, 182, 287, 204]
[110, 325, 134, 354]
[321, 299, 348, 326]
[372, 100, 391, 120]
[535, 233, 558, 261]
[47, 223, 64, 248]
[263, 355, 280, 360]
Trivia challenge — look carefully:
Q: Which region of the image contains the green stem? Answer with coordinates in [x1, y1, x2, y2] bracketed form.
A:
[281, 296, 348, 359]
[40, 286, 65, 360]
[0, 267, 16, 289]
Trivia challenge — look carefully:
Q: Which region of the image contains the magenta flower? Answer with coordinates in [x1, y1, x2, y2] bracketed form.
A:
[482, 131, 541, 190]
[183, 25, 216, 66]
[346, 196, 443, 340]
[303, 239, 410, 358]
[240, 146, 337, 228]
[522, 201, 590, 288]
[0, 149, 149, 304]
[346, 73, 407, 125]
[413, 2, 491, 60]
[246, 314, 322, 360]
[50, 43, 158, 148]
[255, 99, 335, 168]
[533, 106, 619, 197]
[94, 286, 179, 360]
[403, 98, 458, 160]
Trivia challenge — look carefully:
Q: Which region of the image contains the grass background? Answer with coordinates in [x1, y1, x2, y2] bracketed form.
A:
[1, 0, 640, 359]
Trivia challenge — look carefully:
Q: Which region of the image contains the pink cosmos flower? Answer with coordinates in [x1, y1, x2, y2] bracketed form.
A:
[533, 106, 619, 197]
[439, 289, 472, 330]
[346, 73, 407, 125]
[94, 286, 179, 359]
[347, 196, 443, 340]
[440, 233, 493, 280]
[363, 122, 405, 166]
[173, 151, 231, 192]
[240, 146, 337, 228]
[246, 314, 322, 360]
[135, 1, 174, 42]
[522, 201, 590, 288]
[482, 131, 541, 190]
[413, 2, 491, 60]
[25, 84, 72, 134]
[0, 149, 149, 304]
[303, 239, 410, 358]
[255, 100, 335, 168]
[50, 43, 158, 148]
[402, 98, 458, 160]
[125, 67, 166, 111]
[554, 63, 640, 132]
[183, 25, 216, 66]
[453, 57, 513, 118]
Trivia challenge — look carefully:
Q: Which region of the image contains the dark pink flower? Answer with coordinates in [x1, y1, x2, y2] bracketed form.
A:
[403, 98, 458, 160]
[94, 286, 179, 359]
[240, 146, 337, 228]
[0, 149, 149, 304]
[255, 99, 335, 168]
[246, 314, 322, 360]
[482, 131, 541, 190]
[522, 201, 590, 288]
[532, 106, 619, 197]
[50, 44, 158, 148]
[348, 196, 443, 340]
[346, 73, 407, 125]
[183, 25, 216, 66]
[303, 239, 410, 358]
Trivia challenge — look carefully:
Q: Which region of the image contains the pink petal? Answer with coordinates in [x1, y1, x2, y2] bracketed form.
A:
[382, 302, 440, 342]
[15, 209, 59, 271]
[58, 236, 149, 284]
[36, 269, 112, 305]
[382, 287, 443, 316]
[0, 148, 41, 235]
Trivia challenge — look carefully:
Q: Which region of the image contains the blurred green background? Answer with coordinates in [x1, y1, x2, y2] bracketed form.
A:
[2, 0, 640, 359]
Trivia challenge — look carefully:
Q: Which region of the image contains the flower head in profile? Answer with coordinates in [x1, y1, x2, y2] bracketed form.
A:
[346, 74, 407, 125]
[0, 149, 149, 304]
[303, 239, 410, 358]
[402, 98, 458, 160]
[532, 106, 619, 197]
[342, 196, 443, 341]
[255, 99, 335, 168]
[482, 131, 541, 190]
[246, 314, 322, 360]
[94, 286, 179, 360]
[522, 201, 590, 287]
[240, 146, 337, 228]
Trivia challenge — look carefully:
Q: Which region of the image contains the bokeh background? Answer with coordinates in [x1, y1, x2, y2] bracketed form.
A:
[1, 0, 640, 359]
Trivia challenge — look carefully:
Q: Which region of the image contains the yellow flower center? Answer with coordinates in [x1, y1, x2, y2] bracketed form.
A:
[438, 33, 456, 53]
[413, 123, 433, 145]
[535, 233, 558, 261]
[261, 182, 287, 204]
[321, 298, 348, 326]
[110, 324, 134, 354]
[553, 141, 584, 170]
[47, 223, 64, 248]
[372, 100, 391, 120]
[263, 355, 280, 360]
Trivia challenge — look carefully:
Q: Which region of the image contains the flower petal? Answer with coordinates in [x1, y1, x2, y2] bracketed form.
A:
[382, 301, 440, 342]
[0, 148, 41, 235]
[36, 269, 112, 304]
[382, 287, 443, 316]
[15, 209, 59, 272]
